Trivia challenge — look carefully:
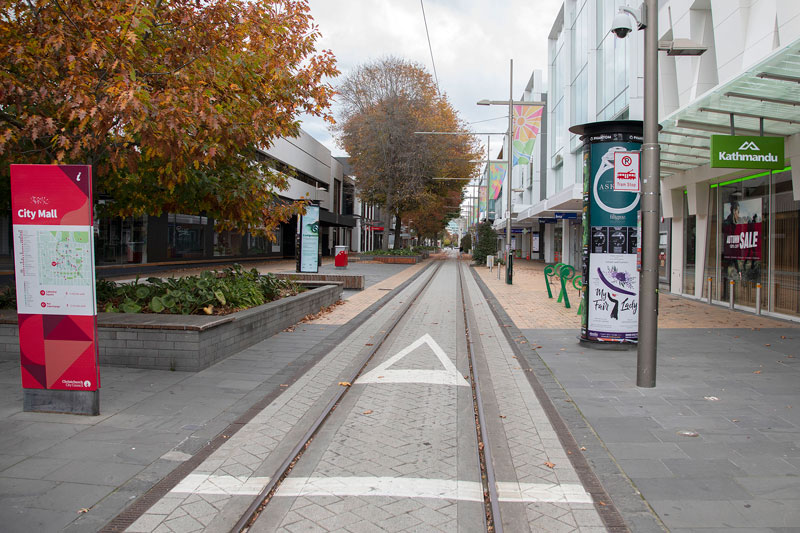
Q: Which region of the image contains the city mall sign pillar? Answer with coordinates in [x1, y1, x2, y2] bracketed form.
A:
[570, 121, 644, 349]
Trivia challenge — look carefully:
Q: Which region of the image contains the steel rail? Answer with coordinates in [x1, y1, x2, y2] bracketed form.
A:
[457, 258, 504, 533]
[232, 260, 444, 532]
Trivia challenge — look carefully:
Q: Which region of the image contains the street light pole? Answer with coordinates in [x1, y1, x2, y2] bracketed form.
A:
[638, 0, 660, 387]
[506, 59, 514, 284]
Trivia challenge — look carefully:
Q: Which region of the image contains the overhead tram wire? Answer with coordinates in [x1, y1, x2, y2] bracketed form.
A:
[420, 0, 440, 95]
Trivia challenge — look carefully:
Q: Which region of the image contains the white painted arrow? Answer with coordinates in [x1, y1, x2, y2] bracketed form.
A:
[357, 333, 469, 387]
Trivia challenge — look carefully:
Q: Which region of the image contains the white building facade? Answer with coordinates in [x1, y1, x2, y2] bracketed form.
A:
[536, 0, 800, 321]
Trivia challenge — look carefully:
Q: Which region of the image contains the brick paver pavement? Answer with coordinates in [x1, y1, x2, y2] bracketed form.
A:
[473, 258, 799, 330]
[310, 260, 432, 326]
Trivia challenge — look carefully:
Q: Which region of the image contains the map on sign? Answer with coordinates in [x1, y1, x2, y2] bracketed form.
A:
[37, 230, 91, 285]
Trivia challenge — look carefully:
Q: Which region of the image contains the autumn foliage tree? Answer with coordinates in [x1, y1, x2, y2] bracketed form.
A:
[0, 0, 337, 235]
[336, 57, 479, 249]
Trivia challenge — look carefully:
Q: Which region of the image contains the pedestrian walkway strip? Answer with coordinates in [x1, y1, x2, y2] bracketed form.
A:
[356, 333, 470, 386]
[168, 474, 592, 504]
[171, 474, 271, 495]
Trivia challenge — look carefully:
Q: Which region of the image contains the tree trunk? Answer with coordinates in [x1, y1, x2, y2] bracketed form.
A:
[393, 211, 402, 250]
[381, 200, 392, 251]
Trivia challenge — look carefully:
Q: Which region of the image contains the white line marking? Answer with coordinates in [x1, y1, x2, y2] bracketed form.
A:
[275, 477, 483, 501]
[170, 474, 270, 495]
[357, 333, 469, 386]
[272, 477, 594, 504]
[167, 474, 593, 504]
[496, 481, 594, 503]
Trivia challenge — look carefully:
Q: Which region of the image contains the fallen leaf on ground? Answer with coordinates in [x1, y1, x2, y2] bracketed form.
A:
[598, 501, 607, 506]
[580, 446, 587, 451]
[766, 344, 771, 347]
[77, 508, 89, 514]
[365, 343, 374, 346]
[338, 381, 351, 387]
[544, 461, 556, 468]
[280, 384, 288, 387]
[499, 415, 506, 419]
[363, 410, 373, 415]
[753, 370, 762, 374]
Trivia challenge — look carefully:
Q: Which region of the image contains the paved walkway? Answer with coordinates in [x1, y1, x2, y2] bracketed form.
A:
[0, 254, 797, 531]
[473, 259, 799, 330]
[475, 258, 800, 532]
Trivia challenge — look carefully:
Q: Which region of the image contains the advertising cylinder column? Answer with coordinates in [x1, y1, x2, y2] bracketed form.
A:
[569, 121, 643, 347]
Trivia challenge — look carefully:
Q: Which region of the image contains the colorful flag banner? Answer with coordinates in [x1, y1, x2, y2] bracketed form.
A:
[489, 162, 506, 200]
[479, 186, 487, 217]
[512, 105, 543, 166]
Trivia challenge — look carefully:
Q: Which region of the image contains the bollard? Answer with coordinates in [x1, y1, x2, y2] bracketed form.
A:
[756, 283, 762, 315]
[729, 280, 735, 309]
[707, 277, 712, 305]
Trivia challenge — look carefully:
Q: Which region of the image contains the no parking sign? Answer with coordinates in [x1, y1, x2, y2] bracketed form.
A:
[613, 151, 640, 192]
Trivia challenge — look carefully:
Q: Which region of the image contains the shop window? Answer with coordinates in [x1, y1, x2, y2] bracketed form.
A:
[718, 176, 769, 309]
[95, 215, 147, 264]
[771, 171, 799, 317]
[167, 214, 207, 259]
[213, 230, 244, 257]
[703, 191, 717, 299]
[681, 194, 696, 294]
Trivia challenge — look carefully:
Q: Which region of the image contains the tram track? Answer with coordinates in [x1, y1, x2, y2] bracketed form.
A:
[458, 257, 504, 533]
[233, 255, 504, 532]
[107, 253, 609, 533]
[232, 258, 449, 531]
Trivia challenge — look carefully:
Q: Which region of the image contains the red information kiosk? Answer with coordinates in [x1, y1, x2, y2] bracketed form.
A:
[10, 165, 100, 415]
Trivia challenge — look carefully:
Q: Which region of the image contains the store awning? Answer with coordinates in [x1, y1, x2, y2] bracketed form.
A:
[319, 210, 356, 228]
[658, 37, 800, 177]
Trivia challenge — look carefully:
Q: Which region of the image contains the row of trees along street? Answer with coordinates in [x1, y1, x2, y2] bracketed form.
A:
[336, 57, 480, 249]
[1, 3, 478, 245]
[0, 0, 337, 236]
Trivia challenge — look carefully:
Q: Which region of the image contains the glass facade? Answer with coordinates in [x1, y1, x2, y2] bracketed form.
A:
[690, 168, 799, 319]
[682, 195, 696, 295]
[95, 215, 148, 265]
[550, 20, 566, 190]
[167, 214, 207, 259]
[596, 0, 629, 121]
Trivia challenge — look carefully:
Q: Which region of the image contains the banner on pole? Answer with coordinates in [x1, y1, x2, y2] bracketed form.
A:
[489, 163, 506, 200]
[10, 164, 99, 391]
[512, 105, 543, 166]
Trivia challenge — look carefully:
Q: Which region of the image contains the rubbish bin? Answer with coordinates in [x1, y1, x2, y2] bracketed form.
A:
[334, 245, 348, 269]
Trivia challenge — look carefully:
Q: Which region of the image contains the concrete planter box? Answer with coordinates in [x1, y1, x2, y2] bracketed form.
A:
[0, 283, 342, 372]
[354, 255, 422, 264]
[272, 272, 364, 290]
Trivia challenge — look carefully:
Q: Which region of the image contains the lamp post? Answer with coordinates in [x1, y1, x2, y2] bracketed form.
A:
[612, 1, 706, 387]
[478, 60, 545, 284]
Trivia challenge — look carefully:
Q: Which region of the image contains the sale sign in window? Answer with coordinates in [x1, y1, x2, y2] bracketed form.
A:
[10, 165, 99, 391]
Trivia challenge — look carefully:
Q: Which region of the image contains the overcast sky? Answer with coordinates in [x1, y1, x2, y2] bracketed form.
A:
[298, 0, 564, 161]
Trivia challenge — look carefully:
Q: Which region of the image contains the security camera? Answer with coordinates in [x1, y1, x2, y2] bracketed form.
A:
[611, 12, 634, 38]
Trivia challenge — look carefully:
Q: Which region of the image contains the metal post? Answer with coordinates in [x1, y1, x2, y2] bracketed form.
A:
[756, 283, 762, 315]
[707, 277, 712, 305]
[637, 0, 659, 388]
[506, 59, 514, 285]
[729, 280, 735, 309]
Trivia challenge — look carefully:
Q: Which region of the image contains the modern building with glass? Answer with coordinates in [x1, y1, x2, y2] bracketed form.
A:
[529, 0, 800, 321]
[1, 128, 358, 273]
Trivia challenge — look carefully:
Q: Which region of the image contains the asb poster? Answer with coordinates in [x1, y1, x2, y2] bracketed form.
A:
[10, 165, 99, 391]
[586, 141, 641, 343]
[300, 205, 320, 273]
[722, 197, 762, 282]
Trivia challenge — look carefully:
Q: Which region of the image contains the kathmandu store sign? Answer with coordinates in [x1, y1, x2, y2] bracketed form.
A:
[710, 135, 784, 170]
